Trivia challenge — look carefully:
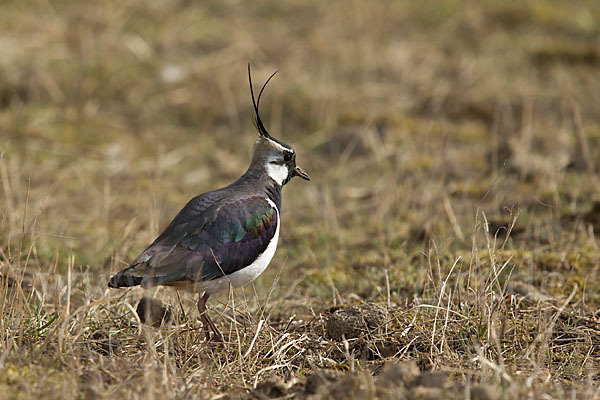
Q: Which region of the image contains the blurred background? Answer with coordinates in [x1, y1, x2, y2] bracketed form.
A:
[2, 0, 599, 292]
[0, 0, 600, 300]
[1, 0, 600, 395]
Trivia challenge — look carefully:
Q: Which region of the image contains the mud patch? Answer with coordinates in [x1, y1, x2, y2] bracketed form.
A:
[253, 361, 497, 399]
[252, 376, 302, 399]
[136, 297, 175, 328]
[326, 303, 387, 340]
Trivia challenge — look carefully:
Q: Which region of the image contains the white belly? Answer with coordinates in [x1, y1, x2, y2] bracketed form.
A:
[202, 199, 280, 295]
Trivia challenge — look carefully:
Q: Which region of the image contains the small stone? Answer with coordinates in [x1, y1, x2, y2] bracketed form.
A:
[305, 369, 344, 394]
[136, 297, 174, 328]
[326, 303, 386, 340]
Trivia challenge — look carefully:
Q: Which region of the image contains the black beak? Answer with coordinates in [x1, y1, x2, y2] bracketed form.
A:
[293, 166, 310, 181]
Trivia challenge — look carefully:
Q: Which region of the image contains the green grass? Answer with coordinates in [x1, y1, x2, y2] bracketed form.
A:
[2, 0, 600, 398]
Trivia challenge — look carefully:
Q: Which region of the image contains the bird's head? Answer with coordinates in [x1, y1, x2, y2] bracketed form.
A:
[247, 65, 310, 186]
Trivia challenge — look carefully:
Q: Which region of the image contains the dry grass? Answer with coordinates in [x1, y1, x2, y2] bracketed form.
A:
[2, 0, 600, 398]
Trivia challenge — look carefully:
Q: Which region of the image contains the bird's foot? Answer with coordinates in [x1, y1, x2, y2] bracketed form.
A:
[208, 331, 224, 343]
[197, 293, 224, 344]
[200, 315, 224, 343]
[206, 320, 224, 343]
[202, 326, 211, 342]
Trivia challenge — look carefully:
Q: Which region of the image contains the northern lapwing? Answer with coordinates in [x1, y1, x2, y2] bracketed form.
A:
[108, 65, 310, 341]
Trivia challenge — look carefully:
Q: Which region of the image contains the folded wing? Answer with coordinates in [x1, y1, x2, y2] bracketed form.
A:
[108, 196, 278, 288]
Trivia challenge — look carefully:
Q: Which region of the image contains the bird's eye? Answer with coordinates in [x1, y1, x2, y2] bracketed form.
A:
[284, 152, 294, 162]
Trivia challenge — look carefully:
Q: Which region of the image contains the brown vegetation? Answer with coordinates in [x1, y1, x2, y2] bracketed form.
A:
[1, 0, 600, 398]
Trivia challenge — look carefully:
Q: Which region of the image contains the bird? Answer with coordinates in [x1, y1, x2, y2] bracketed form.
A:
[108, 65, 310, 341]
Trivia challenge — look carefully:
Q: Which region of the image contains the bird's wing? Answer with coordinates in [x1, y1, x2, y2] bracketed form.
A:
[151, 189, 229, 246]
[109, 195, 278, 288]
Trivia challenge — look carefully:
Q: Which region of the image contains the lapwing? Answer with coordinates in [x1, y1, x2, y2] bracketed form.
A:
[108, 65, 310, 341]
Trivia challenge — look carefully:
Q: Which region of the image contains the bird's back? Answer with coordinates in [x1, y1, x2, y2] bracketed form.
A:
[108, 181, 279, 290]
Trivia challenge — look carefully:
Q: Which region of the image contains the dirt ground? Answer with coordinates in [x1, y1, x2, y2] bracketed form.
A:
[1, 0, 600, 398]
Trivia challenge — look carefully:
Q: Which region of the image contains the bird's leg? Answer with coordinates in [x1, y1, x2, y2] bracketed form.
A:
[197, 293, 224, 342]
[197, 293, 211, 341]
[206, 314, 224, 342]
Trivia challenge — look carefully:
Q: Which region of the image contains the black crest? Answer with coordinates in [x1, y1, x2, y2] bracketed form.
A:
[248, 63, 278, 139]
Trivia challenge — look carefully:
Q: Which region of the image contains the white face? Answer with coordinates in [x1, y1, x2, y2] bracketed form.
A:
[258, 136, 307, 186]
[265, 156, 290, 185]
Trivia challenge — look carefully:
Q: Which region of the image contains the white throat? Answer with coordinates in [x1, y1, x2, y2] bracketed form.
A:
[266, 162, 288, 186]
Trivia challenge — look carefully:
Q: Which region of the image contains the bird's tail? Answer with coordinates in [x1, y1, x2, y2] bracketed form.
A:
[108, 269, 143, 288]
